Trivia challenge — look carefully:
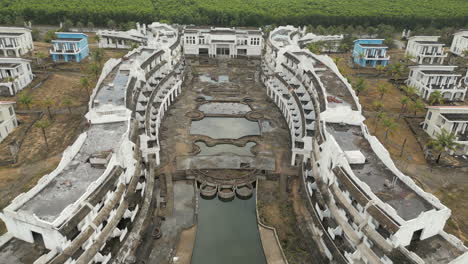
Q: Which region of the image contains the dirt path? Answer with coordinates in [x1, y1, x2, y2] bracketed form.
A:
[173, 225, 197, 264]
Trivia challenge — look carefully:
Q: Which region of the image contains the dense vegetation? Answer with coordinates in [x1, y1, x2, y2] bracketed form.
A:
[0, 0, 467, 28]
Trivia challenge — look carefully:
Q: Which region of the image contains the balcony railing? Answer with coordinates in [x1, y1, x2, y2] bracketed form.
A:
[457, 133, 468, 142]
[50, 48, 80, 54]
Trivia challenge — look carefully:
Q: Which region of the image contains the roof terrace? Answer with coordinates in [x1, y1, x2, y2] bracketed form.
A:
[327, 123, 435, 220]
[18, 122, 127, 222]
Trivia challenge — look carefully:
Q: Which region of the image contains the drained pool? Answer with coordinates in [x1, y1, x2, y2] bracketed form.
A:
[196, 142, 256, 156]
[198, 102, 251, 115]
[191, 193, 266, 264]
[190, 117, 260, 139]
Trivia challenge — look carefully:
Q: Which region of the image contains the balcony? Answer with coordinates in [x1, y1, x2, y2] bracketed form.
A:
[50, 48, 80, 54]
[457, 133, 468, 142]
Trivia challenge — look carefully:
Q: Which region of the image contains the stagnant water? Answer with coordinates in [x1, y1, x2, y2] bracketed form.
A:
[195, 141, 256, 156]
[190, 117, 260, 139]
[191, 193, 266, 264]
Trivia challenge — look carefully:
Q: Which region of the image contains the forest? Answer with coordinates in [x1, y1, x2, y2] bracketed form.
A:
[0, 0, 467, 28]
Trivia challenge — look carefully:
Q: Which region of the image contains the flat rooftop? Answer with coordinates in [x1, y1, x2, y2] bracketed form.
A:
[18, 122, 127, 222]
[327, 123, 435, 220]
[415, 41, 444, 45]
[407, 234, 464, 264]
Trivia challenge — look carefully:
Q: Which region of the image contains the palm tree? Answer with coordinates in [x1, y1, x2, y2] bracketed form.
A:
[91, 48, 105, 67]
[93, 34, 101, 44]
[402, 85, 418, 97]
[411, 99, 425, 116]
[307, 42, 321, 54]
[428, 91, 444, 105]
[18, 93, 33, 110]
[382, 117, 398, 141]
[399, 96, 410, 118]
[356, 52, 365, 73]
[80, 76, 91, 97]
[35, 119, 51, 151]
[374, 111, 386, 131]
[375, 65, 386, 75]
[427, 129, 460, 163]
[35, 51, 47, 69]
[42, 99, 54, 119]
[377, 82, 389, 99]
[88, 63, 101, 81]
[353, 78, 367, 96]
[62, 97, 73, 114]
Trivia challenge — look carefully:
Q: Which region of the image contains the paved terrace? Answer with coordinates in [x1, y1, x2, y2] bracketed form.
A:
[18, 122, 127, 222]
[408, 234, 465, 264]
[93, 49, 156, 108]
[326, 123, 434, 220]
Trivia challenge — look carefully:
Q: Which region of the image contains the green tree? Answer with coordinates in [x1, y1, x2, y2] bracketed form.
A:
[307, 42, 322, 54]
[411, 99, 425, 116]
[35, 51, 47, 69]
[427, 129, 460, 163]
[62, 97, 73, 114]
[35, 119, 51, 151]
[87, 22, 95, 29]
[402, 85, 418, 97]
[107, 19, 117, 29]
[399, 96, 410, 118]
[353, 78, 367, 96]
[62, 19, 74, 31]
[80, 76, 91, 97]
[88, 63, 101, 81]
[91, 48, 105, 67]
[18, 93, 33, 110]
[382, 117, 398, 141]
[428, 91, 444, 105]
[42, 99, 54, 119]
[374, 111, 386, 131]
[44, 30, 56, 43]
[31, 29, 40, 41]
[377, 82, 390, 99]
[376, 65, 386, 75]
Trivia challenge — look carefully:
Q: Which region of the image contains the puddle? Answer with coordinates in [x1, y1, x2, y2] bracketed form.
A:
[196, 142, 256, 156]
[199, 102, 251, 115]
[199, 74, 230, 84]
[190, 117, 260, 139]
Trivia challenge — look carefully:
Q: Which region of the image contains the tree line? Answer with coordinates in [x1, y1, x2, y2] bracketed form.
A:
[0, 0, 466, 28]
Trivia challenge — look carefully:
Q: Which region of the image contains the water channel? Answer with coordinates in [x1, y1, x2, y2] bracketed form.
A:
[190, 102, 266, 264]
[191, 193, 266, 264]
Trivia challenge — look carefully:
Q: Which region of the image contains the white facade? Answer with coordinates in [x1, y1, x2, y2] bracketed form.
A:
[406, 36, 447, 64]
[423, 106, 468, 155]
[406, 65, 466, 101]
[0, 58, 33, 96]
[263, 25, 468, 264]
[183, 26, 262, 57]
[450, 31, 468, 57]
[97, 23, 147, 49]
[0, 27, 34, 57]
[0, 101, 17, 143]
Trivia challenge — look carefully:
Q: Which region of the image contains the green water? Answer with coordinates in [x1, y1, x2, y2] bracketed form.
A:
[191, 194, 267, 264]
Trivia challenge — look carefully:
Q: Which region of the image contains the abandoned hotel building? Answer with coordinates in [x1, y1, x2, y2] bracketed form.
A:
[0, 23, 467, 264]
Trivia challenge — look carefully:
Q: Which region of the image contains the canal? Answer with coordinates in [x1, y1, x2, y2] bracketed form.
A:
[191, 193, 266, 264]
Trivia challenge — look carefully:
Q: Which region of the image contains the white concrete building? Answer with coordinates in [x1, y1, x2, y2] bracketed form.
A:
[182, 26, 262, 57]
[0, 22, 184, 263]
[406, 36, 447, 64]
[0, 101, 17, 143]
[97, 23, 147, 49]
[406, 65, 467, 101]
[298, 33, 344, 52]
[450, 30, 468, 57]
[0, 27, 34, 57]
[424, 106, 468, 155]
[0, 58, 33, 96]
[262, 25, 468, 264]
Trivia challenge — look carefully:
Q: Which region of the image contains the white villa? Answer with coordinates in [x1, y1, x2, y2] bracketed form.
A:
[424, 106, 468, 155]
[0, 101, 17, 143]
[0, 58, 33, 96]
[450, 30, 468, 57]
[0, 27, 34, 57]
[97, 23, 148, 49]
[405, 36, 447, 64]
[406, 65, 467, 101]
[182, 26, 263, 57]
